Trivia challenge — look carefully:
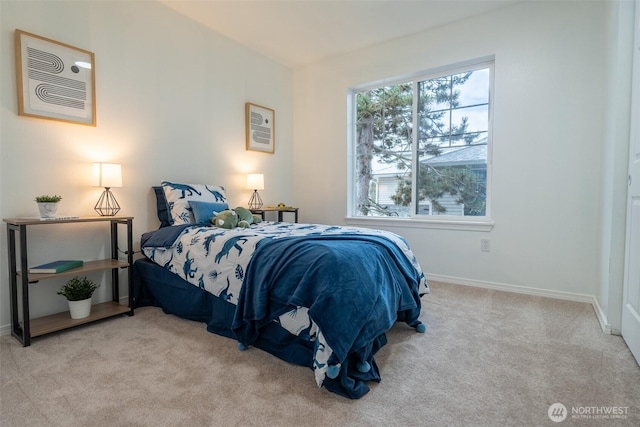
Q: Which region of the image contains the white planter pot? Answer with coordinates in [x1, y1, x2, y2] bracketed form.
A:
[68, 297, 92, 319]
[37, 202, 59, 218]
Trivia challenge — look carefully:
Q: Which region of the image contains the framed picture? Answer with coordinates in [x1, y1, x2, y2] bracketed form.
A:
[15, 29, 96, 126]
[245, 102, 275, 153]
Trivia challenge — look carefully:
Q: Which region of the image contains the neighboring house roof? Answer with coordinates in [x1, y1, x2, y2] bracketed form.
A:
[371, 140, 487, 176]
[423, 144, 487, 167]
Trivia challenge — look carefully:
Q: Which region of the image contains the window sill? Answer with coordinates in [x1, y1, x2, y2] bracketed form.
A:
[344, 216, 494, 232]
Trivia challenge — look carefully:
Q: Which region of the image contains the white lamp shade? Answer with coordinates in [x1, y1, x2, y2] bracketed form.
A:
[93, 163, 122, 188]
[247, 173, 264, 190]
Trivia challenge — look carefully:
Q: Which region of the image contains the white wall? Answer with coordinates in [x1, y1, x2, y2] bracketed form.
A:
[293, 2, 618, 304]
[0, 1, 294, 330]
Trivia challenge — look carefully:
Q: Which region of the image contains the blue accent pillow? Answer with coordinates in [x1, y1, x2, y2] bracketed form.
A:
[153, 186, 172, 228]
[190, 201, 229, 225]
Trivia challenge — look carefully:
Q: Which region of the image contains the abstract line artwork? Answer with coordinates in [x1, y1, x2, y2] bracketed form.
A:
[245, 102, 275, 153]
[15, 30, 96, 126]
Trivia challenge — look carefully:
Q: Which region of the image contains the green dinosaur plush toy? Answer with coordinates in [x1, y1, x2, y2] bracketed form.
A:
[211, 207, 262, 229]
[211, 209, 238, 229]
[235, 206, 262, 228]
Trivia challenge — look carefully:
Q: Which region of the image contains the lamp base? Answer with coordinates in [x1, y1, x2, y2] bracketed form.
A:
[95, 188, 121, 216]
[248, 190, 263, 209]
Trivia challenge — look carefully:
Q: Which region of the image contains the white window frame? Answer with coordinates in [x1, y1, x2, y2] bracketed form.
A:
[346, 57, 495, 232]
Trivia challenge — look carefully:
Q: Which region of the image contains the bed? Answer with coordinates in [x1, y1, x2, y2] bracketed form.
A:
[132, 181, 429, 398]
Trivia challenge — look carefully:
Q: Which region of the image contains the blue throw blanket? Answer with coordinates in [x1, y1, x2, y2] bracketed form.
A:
[141, 224, 193, 248]
[232, 233, 423, 363]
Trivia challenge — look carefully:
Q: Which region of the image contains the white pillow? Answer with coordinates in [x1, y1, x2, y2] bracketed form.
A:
[161, 180, 227, 225]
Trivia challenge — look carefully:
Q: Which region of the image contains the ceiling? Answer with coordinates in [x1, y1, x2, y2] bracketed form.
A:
[159, 0, 521, 68]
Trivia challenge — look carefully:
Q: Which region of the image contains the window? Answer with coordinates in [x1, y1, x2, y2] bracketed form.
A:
[350, 59, 493, 221]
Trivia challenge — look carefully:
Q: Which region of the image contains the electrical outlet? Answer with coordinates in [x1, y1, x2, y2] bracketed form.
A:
[481, 239, 490, 252]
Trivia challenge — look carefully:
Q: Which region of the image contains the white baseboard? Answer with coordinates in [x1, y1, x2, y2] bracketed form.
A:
[426, 273, 612, 334]
[0, 323, 10, 337]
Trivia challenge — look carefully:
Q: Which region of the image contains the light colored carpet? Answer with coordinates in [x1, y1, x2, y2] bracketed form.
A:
[1, 282, 639, 426]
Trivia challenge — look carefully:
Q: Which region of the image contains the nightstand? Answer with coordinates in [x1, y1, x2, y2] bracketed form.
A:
[250, 207, 299, 223]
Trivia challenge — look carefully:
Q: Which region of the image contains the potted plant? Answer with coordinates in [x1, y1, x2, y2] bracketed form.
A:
[57, 276, 100, 319]
[34, 195, 62, 218]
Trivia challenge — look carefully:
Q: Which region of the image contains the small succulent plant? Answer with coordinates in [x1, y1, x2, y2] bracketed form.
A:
[34, 195, 63, 203]
[57, 276, 99, 301]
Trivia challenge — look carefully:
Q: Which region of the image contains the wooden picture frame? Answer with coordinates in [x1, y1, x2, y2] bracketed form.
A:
[15, 29, 96, 126]
[245, 102, 275, 153]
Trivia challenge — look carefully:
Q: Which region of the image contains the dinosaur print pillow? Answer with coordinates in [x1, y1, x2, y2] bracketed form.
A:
[161, 180, 227, 226]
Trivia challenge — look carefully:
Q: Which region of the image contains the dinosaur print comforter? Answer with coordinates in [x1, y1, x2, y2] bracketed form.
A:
[140, 221, 428, 398]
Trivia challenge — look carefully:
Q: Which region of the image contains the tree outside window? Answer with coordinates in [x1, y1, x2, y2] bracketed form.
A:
[353, 61, 492, 218]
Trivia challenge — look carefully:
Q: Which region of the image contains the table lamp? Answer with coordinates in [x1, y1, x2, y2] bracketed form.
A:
[93, 162, 122, 216]
[247, 173, 264, 209]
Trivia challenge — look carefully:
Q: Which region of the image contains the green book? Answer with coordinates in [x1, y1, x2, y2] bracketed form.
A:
[29, 260, 83, 274]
